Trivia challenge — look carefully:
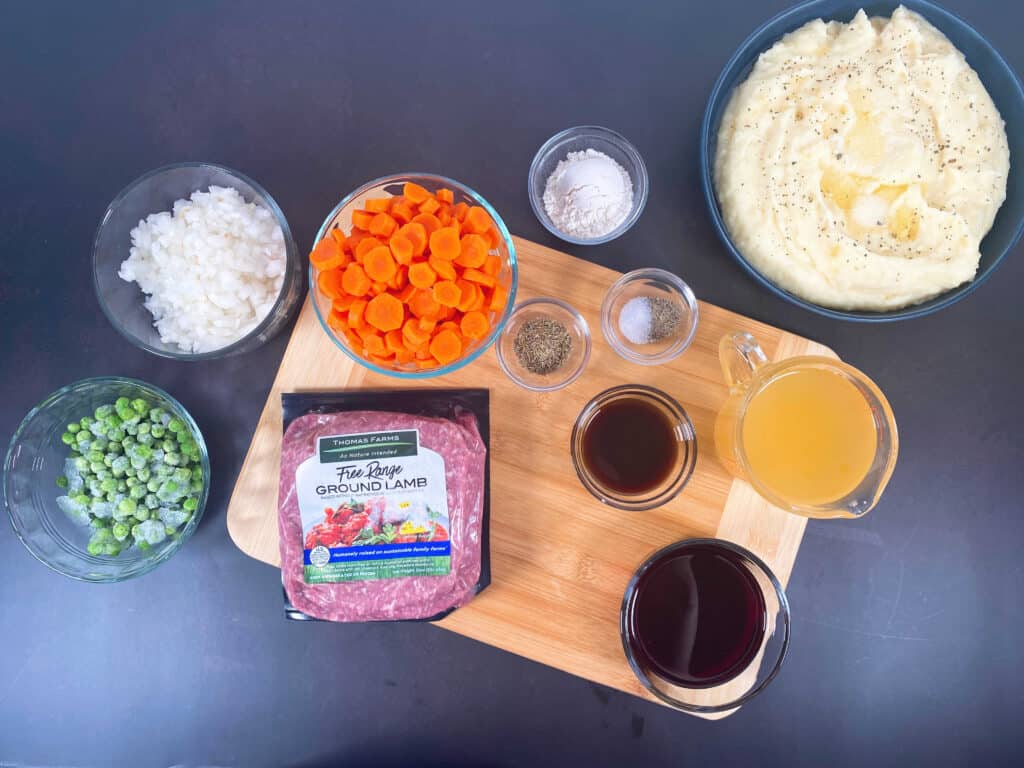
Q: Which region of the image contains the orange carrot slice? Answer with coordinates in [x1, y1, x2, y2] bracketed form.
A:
[398, 222, 428, 256]
[341, 263, 371, 296]
[402, 318, 430, 346]
[351, 210, 375, 230]
[455, 234, 487, 268]
[365, 198, 392, 214]
[419, 197, 440, 215]
[369, 212, 398, 239]
[436, 188, 454, 204]
[363, 246, 397, 282]
[460, 310, 490, 339]
[432, 280, 462, 308]
[464, 206, 491, 235]
[408, 288, 441, 319]
[412, 213, 441, 236]
[489, 283, 508, 312]
[317, 268, 345, 300]
[310, 237, 345, 271]
[365, 293, 404, 332]
[429, 226, 461, 261]
[428, 253, 457, 281]
[348, 298, 368, 329]
[482, 254, 501, 277]
[462, 267, 495, 288]
[429, 329, 462, 365]
[403, 182, 431, 204]
[408, 261, 436, 289]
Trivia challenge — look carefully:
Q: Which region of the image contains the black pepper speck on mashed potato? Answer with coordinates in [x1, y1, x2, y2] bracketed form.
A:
[714, 6, 1009, 310]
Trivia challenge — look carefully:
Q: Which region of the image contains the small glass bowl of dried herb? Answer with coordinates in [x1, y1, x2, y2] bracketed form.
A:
[600, 268, 698, 366]
[497, 297, 591, 391]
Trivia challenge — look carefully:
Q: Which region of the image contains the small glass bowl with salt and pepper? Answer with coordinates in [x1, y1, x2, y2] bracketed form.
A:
[497, 297, 592, 391]
[601, 268, 699, 366]
[528, 126, 649, 246]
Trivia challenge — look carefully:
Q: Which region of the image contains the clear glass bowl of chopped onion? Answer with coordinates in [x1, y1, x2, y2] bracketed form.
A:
[92, 162, 303, 360]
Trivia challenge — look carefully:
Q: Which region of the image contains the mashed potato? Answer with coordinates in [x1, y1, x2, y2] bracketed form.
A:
[714, 6, 1009, 310]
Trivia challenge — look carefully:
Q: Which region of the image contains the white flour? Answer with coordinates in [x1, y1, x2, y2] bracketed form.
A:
[542, 149, 633, 239]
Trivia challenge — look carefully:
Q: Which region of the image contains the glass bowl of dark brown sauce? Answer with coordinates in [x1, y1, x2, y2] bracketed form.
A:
[570, 385, 696, 511]
[621, 538, 790, 714]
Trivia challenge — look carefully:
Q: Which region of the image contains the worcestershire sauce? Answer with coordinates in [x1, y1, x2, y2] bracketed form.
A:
[581, 396, 678, 494]
[627, 543, 766, 687]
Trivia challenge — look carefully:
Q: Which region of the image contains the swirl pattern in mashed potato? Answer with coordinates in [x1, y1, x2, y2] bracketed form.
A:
[714, 6, 1009, 310]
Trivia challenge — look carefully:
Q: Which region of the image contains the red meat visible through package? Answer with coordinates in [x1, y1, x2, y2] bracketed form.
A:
[278, 409, 486, 621]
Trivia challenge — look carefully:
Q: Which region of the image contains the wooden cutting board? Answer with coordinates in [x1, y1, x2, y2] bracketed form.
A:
[227, 236, 834, 719]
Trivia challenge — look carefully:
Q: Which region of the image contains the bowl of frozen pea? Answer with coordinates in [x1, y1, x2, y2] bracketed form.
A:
[3, 377, 209, 582]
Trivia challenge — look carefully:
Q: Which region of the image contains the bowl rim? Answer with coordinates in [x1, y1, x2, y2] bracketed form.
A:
[528, 125, 650, 246]
[600, 267, 700, 365]
[92, 161, 301, 359]
[310, 172, 519, 379]
[699, 0, 1024, 322]
[495, 296, 593, 391]
[3, 376, 211, 582]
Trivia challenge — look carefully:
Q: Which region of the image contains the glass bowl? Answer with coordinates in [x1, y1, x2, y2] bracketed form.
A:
[311, 173, 518, 378]
[4, 377, 210, 582]
[528, 125, 649, 245]
[93, 162, 303, 359]
[570, 385, 697, 511]
[700, 0, 1024, 322]
[620, 538, 790, 714]
[601, 268, 699, 365]
[496, 297, 592, 391]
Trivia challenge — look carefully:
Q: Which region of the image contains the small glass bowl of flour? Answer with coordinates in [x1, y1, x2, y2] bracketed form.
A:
[600, 268, 699, 366]
[529, 126, 648, 245]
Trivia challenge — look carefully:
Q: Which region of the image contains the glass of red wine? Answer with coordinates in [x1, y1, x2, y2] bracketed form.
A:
[620, 538, 790, 713]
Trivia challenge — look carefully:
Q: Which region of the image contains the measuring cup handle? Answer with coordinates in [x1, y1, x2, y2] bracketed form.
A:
[719, 332, 769, 390]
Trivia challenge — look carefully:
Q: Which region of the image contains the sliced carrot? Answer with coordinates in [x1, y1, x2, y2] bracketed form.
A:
[456, 279, 477, 312]
[364, 333, 387, 357]
[341, 263, 371, 297]
[429, 226, 461, 261]
[365, 292, 404, 332]
[453, 202, 469, 222]
[310, 237, 346, 271]
[354, 236, 381, 261]
[437, 206, 452, 226]
[329, 228, 348, 249]
[394, 347, 415, 364]
[397, 284, 417, 303]
[351, 210, 375, 230]
[464, 206, 492, 235]
[403, 182, 431, 204]
[364, 246, 397, 282]
[471, 287, 488, 312]
[365, 198, 392, 214]
[460, 310, 490, 340]
[346, 230, 371, 253]
[462, 267, 495, 288]
[416, 359, 439, 370]
[391, 198, 415, 224]
[343, 329, 363, 349]
[332, 294, 356, 312]
[327, 309, 348, 333]
[369, 212, 398, 239]
[418, 316, 437, 333]
[408, 288, 441, 319]
[432, 280, 462, 308]
[428, 253, 457, 281]
[385, 329, 406, 354]
[388, 265, 407, 291]
[408, 261, 437, 289]
[438, 320, 461, 335]
[440, 304, 456, 321]
[412, 213, 441, 236]
[398, 221, 428, 256]
[317, 268, 345, 300]
[429, 329, 463, 365]
[348, 298, 368, 329]
[486, 226, 501, 249]
[389, 233, 414, 266]
[489, 283, 508, 311]
[483, 254, 501, 277]
[370, 354, 396, 367]
[436, 188, 454, 204]
[455, 234, 488, 268]
[418, 197, 440, 215]
[402, 318, 430, 346]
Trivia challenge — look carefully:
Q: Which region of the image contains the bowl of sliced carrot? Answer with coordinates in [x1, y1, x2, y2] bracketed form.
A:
[309, 173, 518, 377]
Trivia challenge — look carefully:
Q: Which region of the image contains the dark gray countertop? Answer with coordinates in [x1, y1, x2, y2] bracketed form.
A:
[1, 1, 1021, 765]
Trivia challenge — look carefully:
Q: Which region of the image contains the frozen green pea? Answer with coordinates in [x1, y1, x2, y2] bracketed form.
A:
[86, 450, 103, 463]
[145, 494, 160, 510]
[74, 457, 89, 472]
[90, 517, 109, 529]
[151, 425, 165, 439]
[147, 479, 160, 492]
[115, 397, 130, 410]
[125, 424, 138, 436]
[79, 417, 93, 430]
[117, 498, 136, 515]
[56, 475, 69, 489]
[134, 507, 150, 521]
[131, 398, 148, 414]
[89, 462, 105, 474]
[112, 522, 130, 541]
[101, 478, 117, 493]
[137, 540, 150, 551]
[125, 477, 138, 488]
[130, 485, 146, 500]
[75, 430, 90, 444]
[108, 428, 125, 442]
[137, 468, 151, 482]
[191, 478, 203, 492]
[67, 423, 81, 434]
[167, 417, 184, 433]
[61, 432, 75, 446]
[183, 497, 198, 512]
[94, 405, 114, 420]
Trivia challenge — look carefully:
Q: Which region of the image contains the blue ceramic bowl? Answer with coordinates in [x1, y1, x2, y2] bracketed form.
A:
[700, 0, 1024, 321]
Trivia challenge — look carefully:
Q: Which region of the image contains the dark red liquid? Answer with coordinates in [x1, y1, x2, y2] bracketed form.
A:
[626, 543, 766, 687]
[581, 397, 678, 495]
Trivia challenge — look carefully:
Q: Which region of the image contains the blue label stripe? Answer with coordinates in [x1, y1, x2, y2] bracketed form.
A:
[303, 540, 451, 565]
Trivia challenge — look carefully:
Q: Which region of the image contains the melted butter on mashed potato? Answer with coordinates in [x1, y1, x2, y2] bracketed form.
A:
[714, 6, 1009, 310]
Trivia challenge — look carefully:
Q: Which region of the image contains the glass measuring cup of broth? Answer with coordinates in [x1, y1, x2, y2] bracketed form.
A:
[714, 332, 898, 519]
[620, 538, 790, 713]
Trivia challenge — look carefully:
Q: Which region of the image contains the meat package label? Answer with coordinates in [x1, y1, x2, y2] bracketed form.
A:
[297, 429, 452, 583]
